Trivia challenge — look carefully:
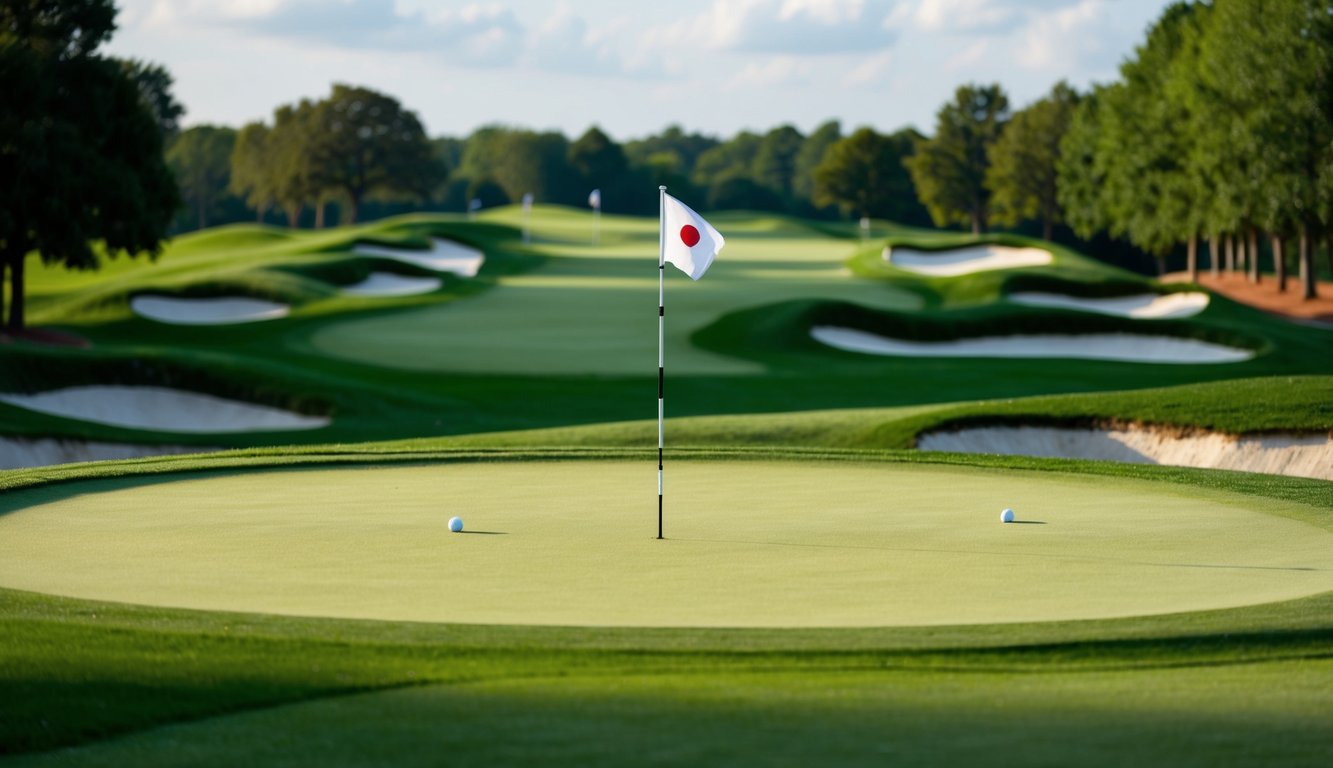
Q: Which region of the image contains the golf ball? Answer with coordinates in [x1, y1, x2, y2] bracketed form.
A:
[448, 516, 464, 533]
[1000, 508, 1015, 523]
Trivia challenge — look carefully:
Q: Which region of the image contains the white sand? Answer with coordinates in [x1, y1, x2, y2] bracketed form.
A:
[1009, 291, 1210, 319]
[131, 296, 290, 325]
[885, 244, 1053, 276]
[353, 239, 485, 277]
[0, 437, 211, 470]
[342, 272, 442, 297]
[0, 386, 329, 433]
[811, 326, 1253, 364]
[918, 426, 1333, 481]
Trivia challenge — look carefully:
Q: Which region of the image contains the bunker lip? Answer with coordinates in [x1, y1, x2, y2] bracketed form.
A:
[811, 326, 1254, 364]
[0, 386, 329, 433]
[885, 244, 1053, 276]
[917, 423, 1333, 481]
[1008, 291, 1210, 319]
[131, 296, 290, 325]
[342, 272, 443, 297]
[0, 437, 212, 470]
[353, 238, 485, 277]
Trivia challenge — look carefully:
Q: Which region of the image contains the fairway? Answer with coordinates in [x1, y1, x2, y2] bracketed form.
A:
[1, 459, 1329, 627]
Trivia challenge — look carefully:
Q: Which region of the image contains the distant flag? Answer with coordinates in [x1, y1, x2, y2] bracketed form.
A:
[662, 192, 724, 281]
[521, 193, 534, 244]
[654, 186, 724, 540]
[588, 189, 602, 245]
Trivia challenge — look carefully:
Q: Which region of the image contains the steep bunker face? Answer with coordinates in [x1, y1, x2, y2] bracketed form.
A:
[918, 426, 1333, 481]
[353, 239, 485, 277]
[885, 245, 1053, 276]
[1008, 292, 1210, 319]
[1, 460, 1329, 628]
[0, 386, 329, 433]
[341, 272, 442, 297]
[810, 327, 1254, 364]
[131, 296, 290, 325]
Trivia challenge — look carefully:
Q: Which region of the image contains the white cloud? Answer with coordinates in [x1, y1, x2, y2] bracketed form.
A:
[668, 0, 900, 55]
[727, 56, 813, 88]
[944, 39, 989, 70]
[843, 50, 894, 86]
[1017, 0, 1107, 70]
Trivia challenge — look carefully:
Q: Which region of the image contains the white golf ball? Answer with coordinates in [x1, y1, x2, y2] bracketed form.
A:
[1000, 508, 1015, 523]
[448, 516, 464, 533]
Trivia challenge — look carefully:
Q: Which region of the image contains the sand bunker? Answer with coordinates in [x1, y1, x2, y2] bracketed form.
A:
[885, 244, 1052, 276]
[342, 272, 443, 297]
[131, 296, 289, 325]
[353, 239, 485, 277]
[811, 326, 1253, 363]
[918, 425, 1332, 481]
[1009, 291, 1210, 319]
[0, 437, 209, 470]
[0, 386, 329, 433]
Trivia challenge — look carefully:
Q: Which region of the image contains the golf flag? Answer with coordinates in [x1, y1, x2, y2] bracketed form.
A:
[588, 189, 601, 210]
[662, 193, 724, 280]
[522, 192, 533, 212]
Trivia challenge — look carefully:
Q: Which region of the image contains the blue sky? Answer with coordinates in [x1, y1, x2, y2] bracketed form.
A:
[109, 0, 1174, 140]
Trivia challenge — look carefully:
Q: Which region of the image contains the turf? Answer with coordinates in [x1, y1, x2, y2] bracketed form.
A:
[2, 459, 1328, 627]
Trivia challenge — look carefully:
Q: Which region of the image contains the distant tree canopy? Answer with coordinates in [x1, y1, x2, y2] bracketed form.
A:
[229, 84, 444, 226]
[1056, 0, 1332, 293]
[0, 0, 179, 332]
[986, 81, 1078, 241]
[907, 83, 1010, 235]
[813, 127, 930, 226]
[167, 125, 235, 230]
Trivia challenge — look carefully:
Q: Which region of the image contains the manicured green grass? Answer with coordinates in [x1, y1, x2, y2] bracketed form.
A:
[3, 458, 1328, 627]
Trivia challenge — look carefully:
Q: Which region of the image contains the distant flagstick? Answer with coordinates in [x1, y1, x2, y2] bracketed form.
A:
[657, 185, 666, 540]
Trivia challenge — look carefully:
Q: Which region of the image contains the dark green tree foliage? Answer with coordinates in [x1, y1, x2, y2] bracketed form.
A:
[813, 127, 928, 225]
[118, 58, 183, 140]
[0, 0, 179, 332]
[907, 84, 1009, 234]
[793, 120, 841, 204]
[692, 132, 761, 190]
[986, 81, 1079, 241]
[229, 122, 275, 221]
[751, 124, 804, 200]
[623, 125, 718, 181]
[568, 126, 628, 189]
[1057, 89, 1109, 241]
[306, 84, 443, 224]
[167, 125, 236, 230]
[1200, 0, 1333, 297]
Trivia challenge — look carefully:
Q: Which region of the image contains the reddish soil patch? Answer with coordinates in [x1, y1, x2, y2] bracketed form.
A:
[0, 327, 92, 349]
[1163, 271, 1333, 324]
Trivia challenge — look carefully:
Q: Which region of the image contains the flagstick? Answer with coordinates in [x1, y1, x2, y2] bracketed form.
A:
[657, 185, 666, 540]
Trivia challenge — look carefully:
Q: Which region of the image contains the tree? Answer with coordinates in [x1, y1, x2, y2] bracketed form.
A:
[568, 126, 628, 189]
[0, 0, 179, 332]
[793, 120, 841, 205]
[692, 132, 761, 190]
[906, 84, 1009, 234]
[168, 126, 235, 230]
[986, 82, 1079, 241]
[305, 84, 443, 224]
[229, 122, 275, 222]
[751, 124, 804, 201]
[624, 125, 718, 181]
[118, 58, 183, 140]
[813, 127, 927, 225]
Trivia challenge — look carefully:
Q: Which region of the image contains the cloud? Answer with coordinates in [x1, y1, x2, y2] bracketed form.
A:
[1016, 0, 1109, 70]
[910, 0, 1093, 35]
[843, 50, 894, 87]
[667, 0, 901, 55]
[726, 56, 814, 88]
[142, 0, 525, 66]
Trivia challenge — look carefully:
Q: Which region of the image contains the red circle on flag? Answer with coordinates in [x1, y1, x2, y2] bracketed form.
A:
[680, 225, 701, 247]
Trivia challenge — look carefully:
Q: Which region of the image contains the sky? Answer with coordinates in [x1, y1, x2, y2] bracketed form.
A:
[107, 0, 1174, 141]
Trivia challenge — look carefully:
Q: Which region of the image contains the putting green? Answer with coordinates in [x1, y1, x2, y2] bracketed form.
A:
[0, 459, 1329, 627]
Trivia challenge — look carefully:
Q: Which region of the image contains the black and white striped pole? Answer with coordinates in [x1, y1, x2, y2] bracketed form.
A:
[657, 185, 666, 540]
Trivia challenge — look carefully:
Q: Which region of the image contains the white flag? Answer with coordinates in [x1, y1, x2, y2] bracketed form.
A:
[522, 192, 533, 211]
[662, 193, 724, 280]
[588, 189, 601, 210]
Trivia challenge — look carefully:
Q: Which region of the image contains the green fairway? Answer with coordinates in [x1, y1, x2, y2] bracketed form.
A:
[11, 661, 1329, 768]
[2, 459, 1329, 627]
[303, 215, 920, 376]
